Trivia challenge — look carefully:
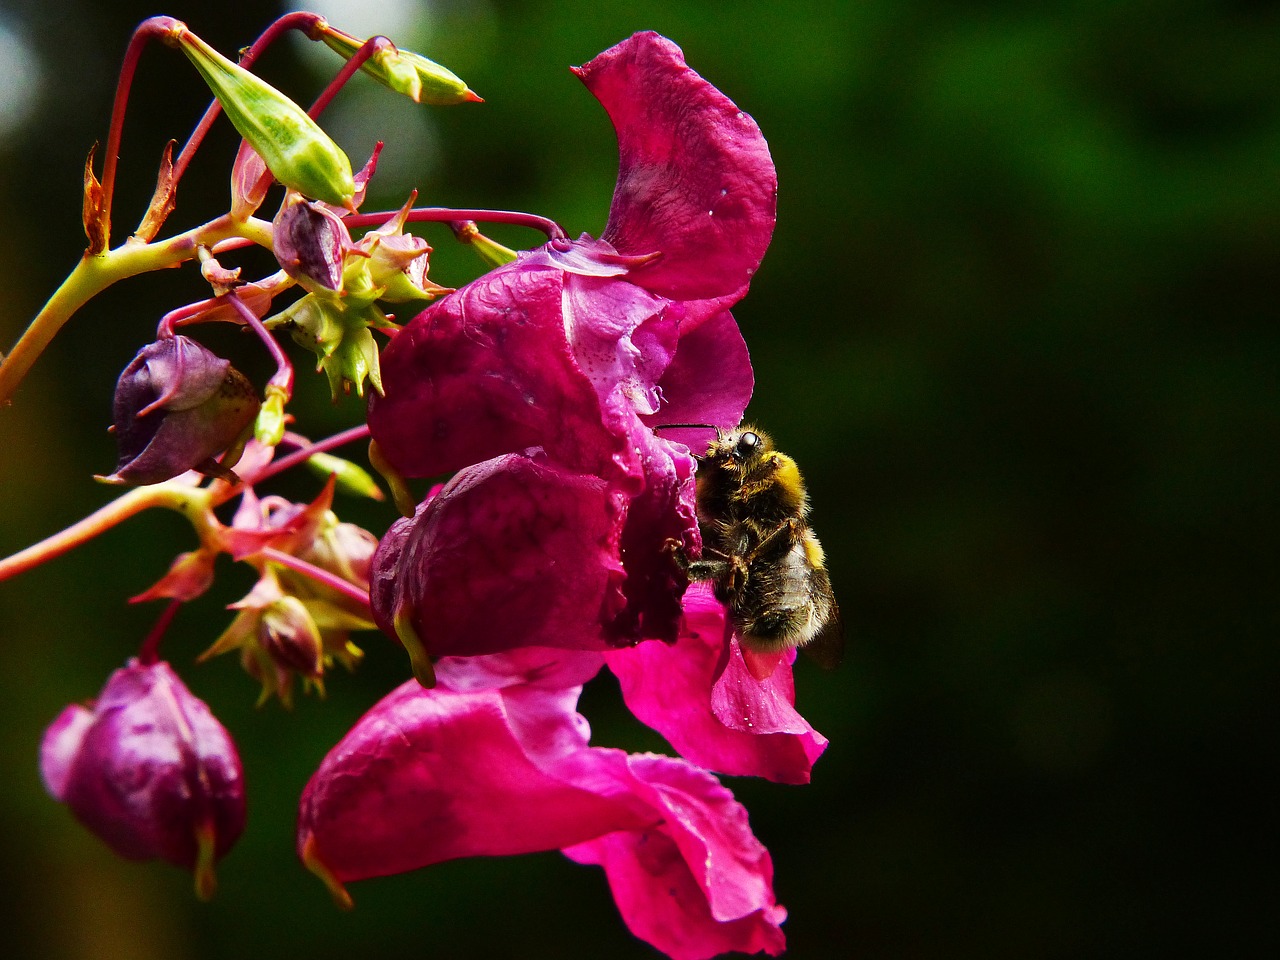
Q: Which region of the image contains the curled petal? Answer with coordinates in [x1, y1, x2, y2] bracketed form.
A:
[298, 664, 785, 960]
[642, 307, 754, 439]
[576, 32, 777, 301]
[564, 755, 786, 960]
[297, 679, 650, 883]
[434, 647, 606, 694]
[130, 548, 217, 603]
[605, 584, 827, 784]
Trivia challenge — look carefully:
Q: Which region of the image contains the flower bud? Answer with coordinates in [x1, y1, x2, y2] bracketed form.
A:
[39, 660, 246, 900]
[273, 195, 353, 293]
[318, 27, 481, 105]
[254, 385, 288, 448]
[452, 220, 519, 269]
[103, 336, 259, 486]
[264, 296, 385, 400]
[176, 29, 356, 208]
[230, 141, 270, 219]
[365, 231, 449, 302]
[304, 452, 385, 501]
[259, 595, 325, 679]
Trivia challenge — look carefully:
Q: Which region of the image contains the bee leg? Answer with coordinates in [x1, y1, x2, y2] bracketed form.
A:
[744, 517, 803, 565]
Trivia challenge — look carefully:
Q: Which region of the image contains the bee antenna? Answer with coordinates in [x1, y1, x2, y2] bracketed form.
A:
[652, 422, 716, 432]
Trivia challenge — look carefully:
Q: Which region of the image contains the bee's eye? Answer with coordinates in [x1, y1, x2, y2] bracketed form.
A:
[736, 432, 760, 459]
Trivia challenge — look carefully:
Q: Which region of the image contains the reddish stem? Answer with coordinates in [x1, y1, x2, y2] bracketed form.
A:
[243, 425, 371, 487]
[346, 207, 568, 241]
[259, 548, 372, 615]
[225, 292, 293, 396]
[308, 35, 390, 119]
[98, 16, 185, 245]
[137, 598, 184, 665]
[238, 34, 392, 206]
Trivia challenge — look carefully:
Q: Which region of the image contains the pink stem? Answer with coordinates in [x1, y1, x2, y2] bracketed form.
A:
[259, 548, 372, 615]
[308, 35, 390, 119]
[238, 34, 392, 206]
[98, 17, 184, 244]
[243, 425, 371, 487]
[225, 292, 293, 396]
[137, 599, 183, 665]
[346, 207, 568, 241]
[0, 487, 167, 583]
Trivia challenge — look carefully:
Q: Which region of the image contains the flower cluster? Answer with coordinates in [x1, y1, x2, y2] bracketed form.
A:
[296, 32, 827, 958]
[6, 17, 832, 960]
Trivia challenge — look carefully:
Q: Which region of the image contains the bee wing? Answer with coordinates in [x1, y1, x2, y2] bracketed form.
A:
[801, 599, 844, 670]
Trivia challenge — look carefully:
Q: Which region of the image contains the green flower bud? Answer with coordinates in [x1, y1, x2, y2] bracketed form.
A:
[453, 221, 519, 269]
[304, 452, 385, 501]
[255, 385, 288, 447]
[266, 295, 345, 361]
[265, 295, 385, 400]
[176, 30, 356, 208]
[324, 325, 382, 399]
[318, 28, 481, 106]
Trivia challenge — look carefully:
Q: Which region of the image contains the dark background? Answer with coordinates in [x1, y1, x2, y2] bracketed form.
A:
[2, 1, 1277, 957]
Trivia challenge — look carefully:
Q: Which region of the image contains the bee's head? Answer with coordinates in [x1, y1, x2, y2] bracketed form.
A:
[706, 425, 773, 471]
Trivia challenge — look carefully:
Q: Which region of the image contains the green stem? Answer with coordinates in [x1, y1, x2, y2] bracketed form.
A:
[0, 215, 274, 406]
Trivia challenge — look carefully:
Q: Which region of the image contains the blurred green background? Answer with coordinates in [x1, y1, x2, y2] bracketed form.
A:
[2, 0, 1277, 957]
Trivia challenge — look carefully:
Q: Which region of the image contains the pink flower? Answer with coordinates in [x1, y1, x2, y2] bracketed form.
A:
[297, 648, 786, 960]
[366, 31, 775, 658]
[606, 584, 829, 784]
[39, 660, 245, 899]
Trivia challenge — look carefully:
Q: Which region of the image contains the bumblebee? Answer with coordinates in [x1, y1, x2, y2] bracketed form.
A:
[678, 425, 842, 668]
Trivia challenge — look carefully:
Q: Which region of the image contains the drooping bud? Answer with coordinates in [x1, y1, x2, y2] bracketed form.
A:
[103, 335, 259, 486]
[39, 660, 246, 900]
[174, 28, 356, 208]
[317, 27, 482, 105]
[259, 595, 325, 680]
[273, 195, 353, 293]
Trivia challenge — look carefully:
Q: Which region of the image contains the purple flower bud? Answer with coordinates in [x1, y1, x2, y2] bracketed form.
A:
[40, 660, 246, 899]
[104, 335, 259, 486]
[273, 196, 352, 292]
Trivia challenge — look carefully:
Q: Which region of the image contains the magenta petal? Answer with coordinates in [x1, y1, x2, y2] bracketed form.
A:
[644, 307, 754, 435]
[368, 260, 612, 479]
[434, 647, 607, 694]
[711, 637, 812, 735]
[564, 754, 786, 960]
[606, 585, 827, 784]
[576, 32, 777, 301]
[563, 271, 677, 415]
[371, 452, 627, 656]
[297, 680, 652, 882]
[39, 704, 94, 801]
